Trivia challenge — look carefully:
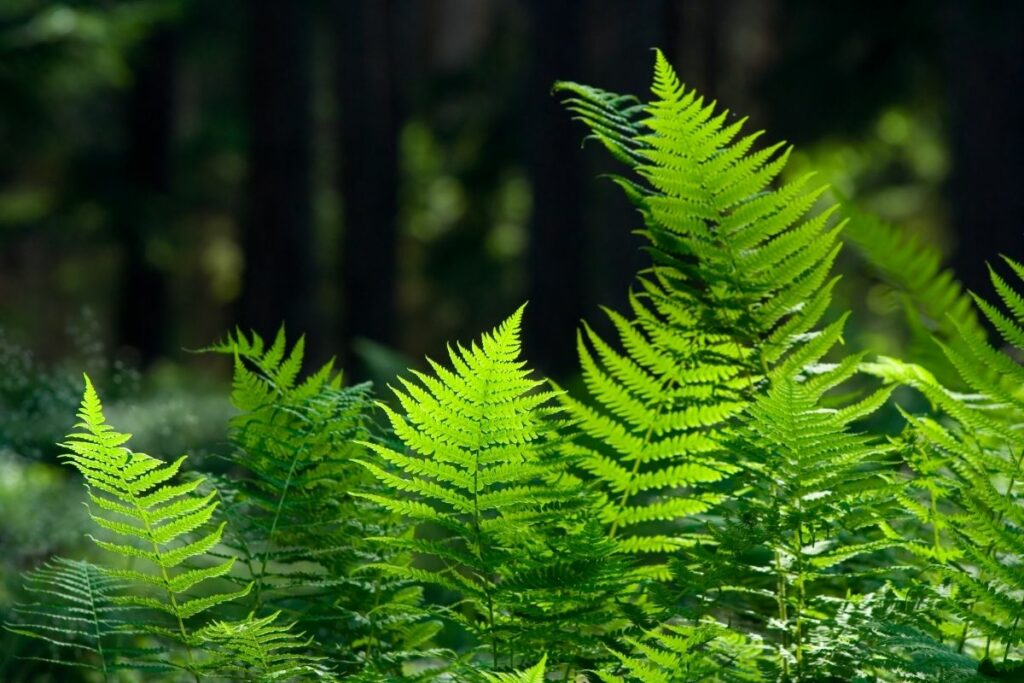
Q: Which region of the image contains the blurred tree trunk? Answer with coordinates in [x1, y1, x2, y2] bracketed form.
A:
[524, 0, 585, 377]
[336, 0, 400, 376]
[116, 28, 177, 365]
[239, 0, 316, 339]
[582, 0, 665, 323]
[945, 1, 1024, 292]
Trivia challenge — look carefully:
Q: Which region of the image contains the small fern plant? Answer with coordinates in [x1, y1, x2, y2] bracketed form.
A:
[203, 328, 434, 675]
[7, 377, 320, 680]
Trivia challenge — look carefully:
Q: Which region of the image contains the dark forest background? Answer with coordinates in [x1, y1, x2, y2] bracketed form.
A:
[1, 0, 1023, 382]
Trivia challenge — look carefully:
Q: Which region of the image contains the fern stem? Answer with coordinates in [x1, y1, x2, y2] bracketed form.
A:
[133, 489, 198, 679]
[607, 375, 672, 540]
[469, 375, 499, 669]
[254, 440, 305, 612]
[83, 565, 110, 683]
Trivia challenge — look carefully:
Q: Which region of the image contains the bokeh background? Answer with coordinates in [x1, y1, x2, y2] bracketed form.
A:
[1, 0, 1023, 674]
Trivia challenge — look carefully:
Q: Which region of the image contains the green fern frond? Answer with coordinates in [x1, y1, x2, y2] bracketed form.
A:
[358, 306, 631, 673]
[840, 204, 982, 386]
[871, 259, 1024, 660]
[57, 376, 252, 669]
[556, 50, 846, 572]
[481, 654, 547, 683]
[206, 327, 430, 675]
[194, 611, 335, 680]
[597, 621, 763, 683]
[4, 557, 165, 677]
[840, 204, 980, 341]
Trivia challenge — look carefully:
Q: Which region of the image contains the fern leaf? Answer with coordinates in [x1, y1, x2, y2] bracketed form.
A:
[481, 654, 547, 683]
[555, 50, 846, 574]
[59, 377, 251, 651]
[194, 611, 335, 680]
[358, 306, 632, 673]
[4, 558, 164, 676]
[205, 328, 430, 675]
[596, 621, 763, 683]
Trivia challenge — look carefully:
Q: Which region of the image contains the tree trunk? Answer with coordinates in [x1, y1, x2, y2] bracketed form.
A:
[945, 1, 1024, 293]
[523, 0, 585, 377]
[116, 28, 177, 365]
[336, 0, 401, 376]
[240, 0, 316, 340]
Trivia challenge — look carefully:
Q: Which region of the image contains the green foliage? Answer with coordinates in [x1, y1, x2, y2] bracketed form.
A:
[480, 655, 546, 683]
[869, 259, 1024, 663]
[840, 204, 979, 342]
[4, 558, 152, 676]
[358, 306, 631, 673]
[192, 611, 334, 680]
[7, 48, 1024, 683]
[653, 322, 901, 679]
[61, 378, 251, 653]
[204, 328, 429, 674]
[597, 621, 762, 683]
[839, 203, 981, 384]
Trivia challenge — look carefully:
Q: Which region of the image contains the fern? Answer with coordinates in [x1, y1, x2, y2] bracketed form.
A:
[193, 611, 334, 680]
[869, 259, 1024, 663]
[357, 305, 631, 673]
[204, 328, 435, 674]
[4, 557, 160, 677]
[597, 621, 763, 683]
[839, 204, 982, 387]
[60, 377, 253, 663]
[481, 655, 547, 683]
[683, 326, 903, 679]
[555, 50, 846, 571]
[840, 204, 980, 342]
[802, 586, 988, 682]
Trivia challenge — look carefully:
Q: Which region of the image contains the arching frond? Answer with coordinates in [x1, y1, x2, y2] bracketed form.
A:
[556, 50, 845, 574]
[4, 558, 161, 677]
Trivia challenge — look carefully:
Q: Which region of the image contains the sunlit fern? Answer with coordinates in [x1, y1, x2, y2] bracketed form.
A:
[555, 50, 845, 574]
[357, 306, 632, 674]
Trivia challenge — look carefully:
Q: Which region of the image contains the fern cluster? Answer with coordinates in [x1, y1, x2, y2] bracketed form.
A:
[6, 49, 1024, 682]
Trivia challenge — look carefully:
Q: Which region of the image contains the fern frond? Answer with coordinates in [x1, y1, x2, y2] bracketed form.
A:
[481, 654, 547, 683]
[60, 378, 250, 647]
[873, 259, 1024, 661]
[42, 376, 276, 677]
[206, 327, 430, 675]
[358, 306, 632, 673]
[4, 558, 164, 677]
[840, 204, 980, 342]
[194, 611, 335, 680]
[556, 50, 846, 573]
[596, 621, 763, 683]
